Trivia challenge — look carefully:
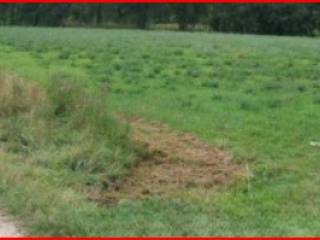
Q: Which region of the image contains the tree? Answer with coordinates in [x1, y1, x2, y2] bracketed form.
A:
[0, 3, 319, 36]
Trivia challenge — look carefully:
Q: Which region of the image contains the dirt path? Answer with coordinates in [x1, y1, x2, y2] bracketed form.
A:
[0, 211, 22, 237]
[95, 117, 245, 204]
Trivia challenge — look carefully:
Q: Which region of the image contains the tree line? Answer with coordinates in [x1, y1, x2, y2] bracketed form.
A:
[1, 4, 320, 36]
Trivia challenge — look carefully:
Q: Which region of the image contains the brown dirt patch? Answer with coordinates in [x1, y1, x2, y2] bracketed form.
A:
[95, 117, 244, 204]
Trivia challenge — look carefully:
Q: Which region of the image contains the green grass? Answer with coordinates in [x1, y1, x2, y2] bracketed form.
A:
[0, 26, 320, 236]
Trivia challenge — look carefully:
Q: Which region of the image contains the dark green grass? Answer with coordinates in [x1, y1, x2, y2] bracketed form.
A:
[0, 26, 320, 235]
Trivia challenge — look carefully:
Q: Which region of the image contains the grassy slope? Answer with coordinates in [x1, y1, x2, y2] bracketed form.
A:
[0, 26, 320, 235]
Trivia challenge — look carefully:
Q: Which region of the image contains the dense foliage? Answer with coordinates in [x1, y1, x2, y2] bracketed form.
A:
[1, 4, 320, 36]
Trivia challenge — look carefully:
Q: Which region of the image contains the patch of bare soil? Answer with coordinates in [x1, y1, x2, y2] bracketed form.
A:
[96, 117, 244, 203]
[0, 210, 23, 237]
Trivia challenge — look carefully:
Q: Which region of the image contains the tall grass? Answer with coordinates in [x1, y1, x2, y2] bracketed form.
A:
[0, 70, 135, 186]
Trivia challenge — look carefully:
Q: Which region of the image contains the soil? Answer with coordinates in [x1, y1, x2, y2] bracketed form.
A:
[93, 117, 244, 204]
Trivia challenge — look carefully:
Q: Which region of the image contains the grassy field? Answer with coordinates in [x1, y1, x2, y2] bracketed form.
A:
[0, 26, 320, 236]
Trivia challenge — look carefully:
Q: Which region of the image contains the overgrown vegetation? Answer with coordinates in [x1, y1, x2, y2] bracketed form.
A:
[0, 27, 320, 236]
[0, 70, 134, 178]
[0, 71, 141, 234]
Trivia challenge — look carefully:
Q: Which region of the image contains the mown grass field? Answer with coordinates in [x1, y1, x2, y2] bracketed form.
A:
[0, 26, 320, 236]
